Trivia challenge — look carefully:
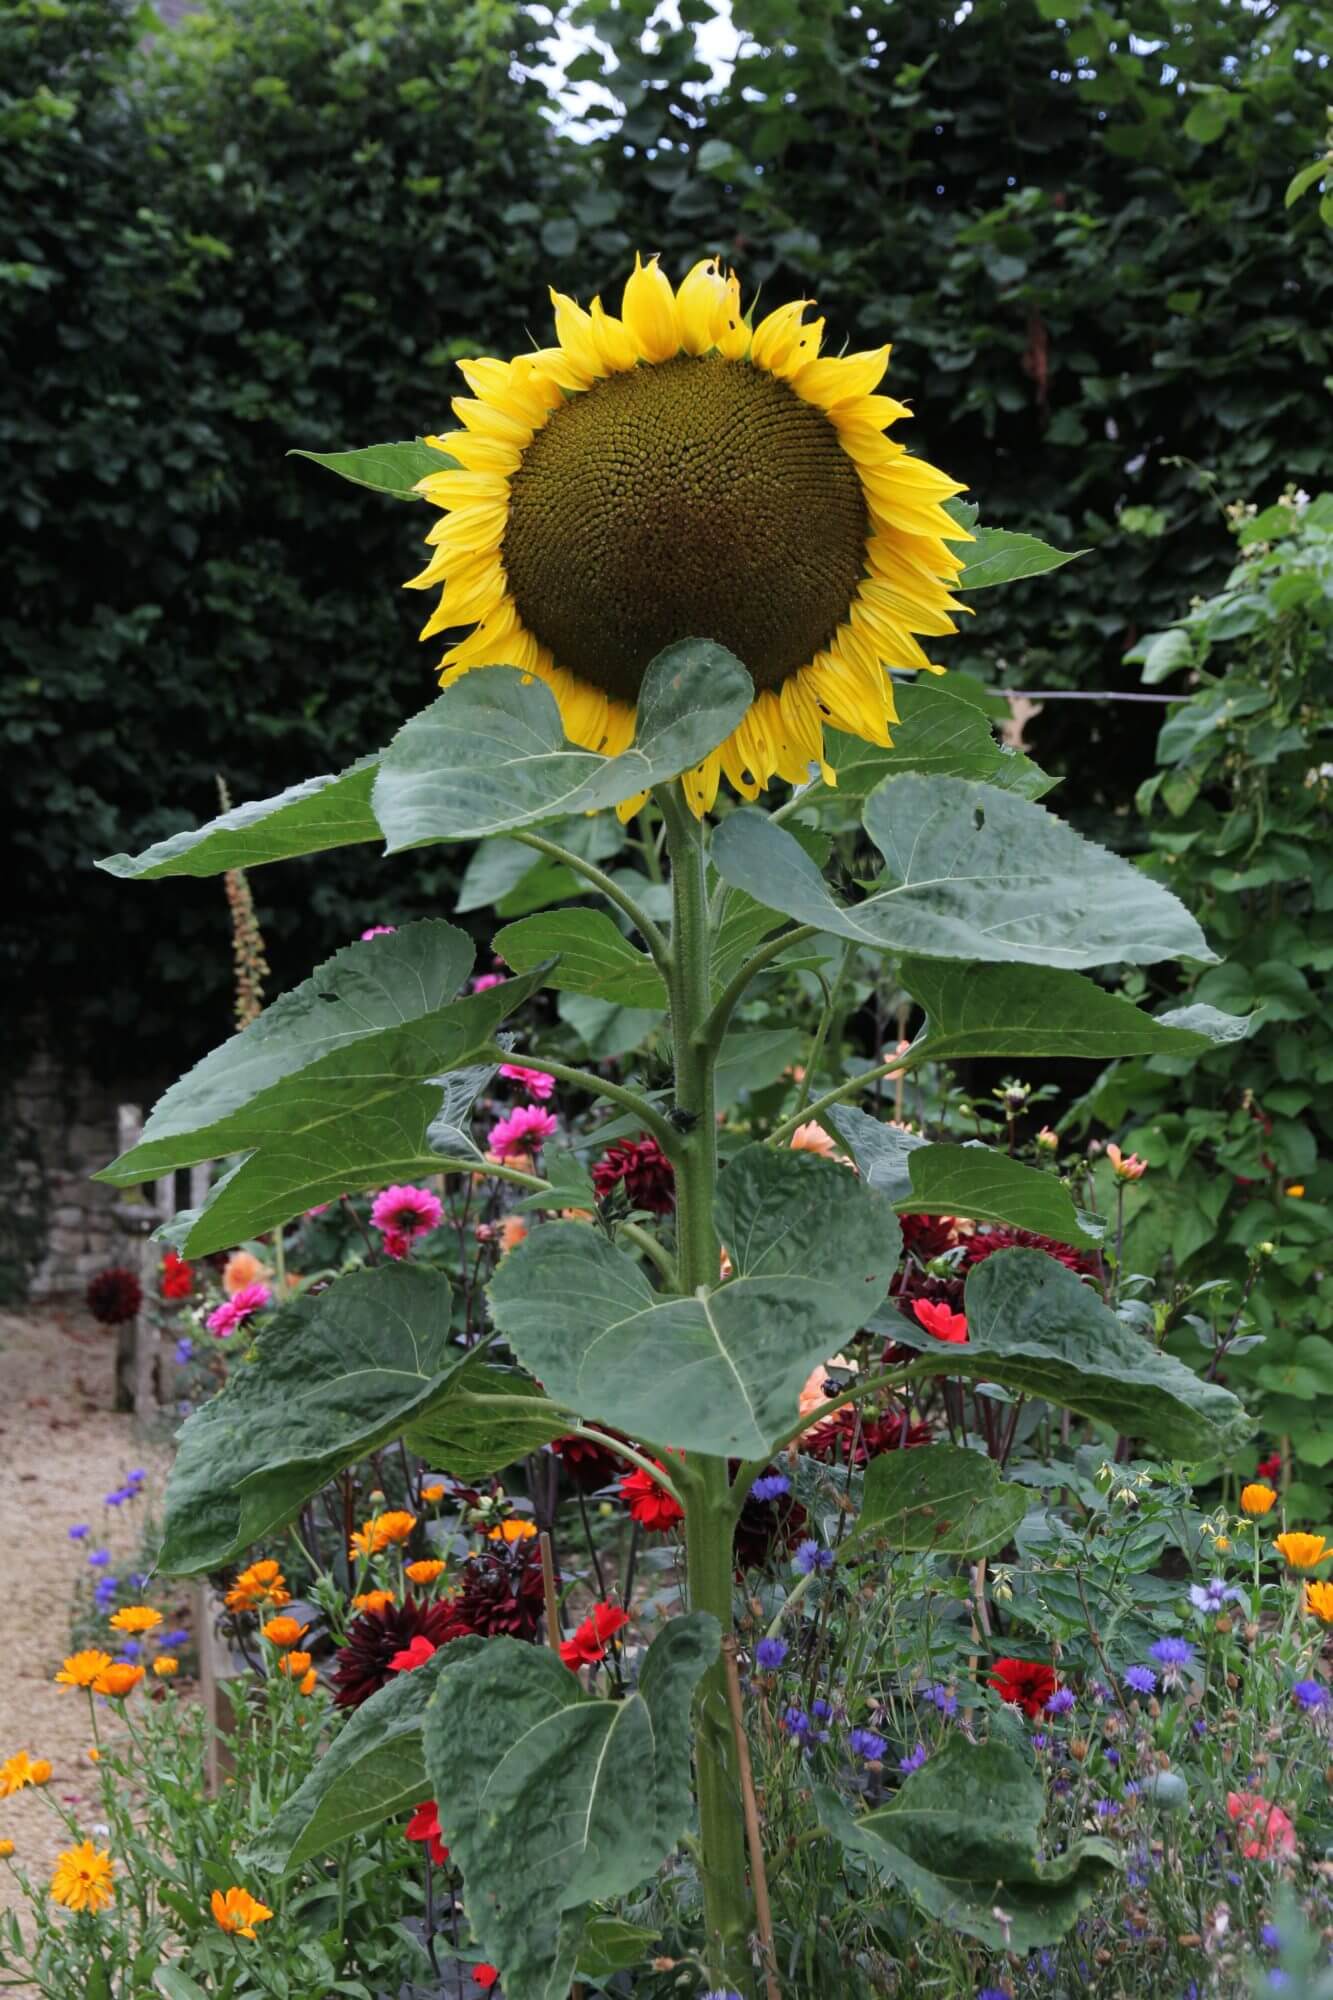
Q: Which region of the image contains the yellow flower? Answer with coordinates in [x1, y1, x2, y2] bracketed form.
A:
[1240, 1483, 1277, 1517]
[55, 1650, 114, 1691]
[261, 1616, 308, 1649]
[211, 1885, 274, 1940]
[109, 1605, 162, 1635]
[278, 1650, 312, 1677]
[487, 1519, 538, 1544]
[0, 1840, 13, 1858]
[94, 1663, 144, 1699]
[225, 1560, 290, 1612]
[152, 1656, 179, 1679]
[1215, 1535, 1231, 1552]
[1285, 1183, 1305, 1199]
[421, 1484, 446, 1503]
[50, 1840, 115, 1914]
[1274, 1531, 1328, 1571]
[405, 1559, 446, 1585]
[0, 1752, 51, 1798]
[298, 1666, 318, 1696]
[408, 255, 968, 817]
[352, 1588, 396, 1614]
[1305, 1580, 1333, 1625]
[350, 1510, 418, 1560]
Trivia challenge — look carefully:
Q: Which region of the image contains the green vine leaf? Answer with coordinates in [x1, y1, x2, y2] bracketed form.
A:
[956, 525, 1088, 592]
[97, 756, 383, 880]
[422, 1617, 718, 2000]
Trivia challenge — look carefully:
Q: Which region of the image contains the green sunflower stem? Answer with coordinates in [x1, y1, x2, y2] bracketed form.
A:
[656, 781, 756, 1992]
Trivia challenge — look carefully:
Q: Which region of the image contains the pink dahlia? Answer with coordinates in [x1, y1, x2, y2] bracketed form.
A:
[360, 925, 397, 941]
[489, 1105, 558, 1160]
[471, 972, 506, 993]
[206, 1280, 272, 1339]
[370, 1185, 444, 1241]
[499, 1063, 555, 1102]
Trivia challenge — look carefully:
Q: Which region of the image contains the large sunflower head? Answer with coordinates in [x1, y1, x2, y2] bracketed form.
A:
[408, 255, 968, 815]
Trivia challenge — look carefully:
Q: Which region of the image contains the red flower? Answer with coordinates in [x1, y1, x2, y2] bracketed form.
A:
[332, 1597, 468, 1709]
[404, 1798, 450, 1866]
[619, 1462, 684, 1532]
[160, 1250, 193, 1300]
[914, 1298, 968, 1345]
[551, 1433, 624, 1493]
[959, 1227, 1097, 1279]
[732, 1482, 808, 1572]
[988, 1657, 1056, 1718]
[801, 1407, 934, 1465]
[388, 1634, 438, 1674]
[1226, 1789, 1297, 1860]
[85, 1266, 143, 1326]
[452, 1543, 547, 1641]
[472, 1970, 500, 1992]
[559, 1603, 629, 1671]
[592, 1136, 675, 1216]
[1256, 1451, 1282, 1483]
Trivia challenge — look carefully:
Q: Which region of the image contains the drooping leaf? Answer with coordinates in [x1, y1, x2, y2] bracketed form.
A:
[901, 1145, 1101, 1249]
[404, 1355, 569, 1477]
[809, 678, 1054, 806]
[849, 1443, 1027, 1559]
[245, 1642, 471, 1875]
[898, 958, 1249, 1063]
[422, 1618, 718, 2000]
[825, 1108, 928, 1203]
[714, 1027, 805, 1108]
[957, 526, 1087, 592]
[576, 1914, 661, 1980]
[906, 1249, 1251, 1459]
[493, 909, 668, 1009]
[98, 757, 383, 879]
[374, 641, 753, 845]
[288, 436, 457, 499]
[711, 774, 1216, 969]
[425, 1054, 508, 1163]
[158, 1265, 466, 1573]
[488, 1147, 899, 1457]
[817, 1735, 1116, 1950]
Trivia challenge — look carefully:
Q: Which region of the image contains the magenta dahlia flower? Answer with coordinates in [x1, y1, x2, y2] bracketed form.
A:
[206, 1280, 272, 1339]
[488, 1105, 558, 1160]
[499, 1063, 555, 1102]
[370, 1184, 444, 1241]
[359, 925, 397, 940]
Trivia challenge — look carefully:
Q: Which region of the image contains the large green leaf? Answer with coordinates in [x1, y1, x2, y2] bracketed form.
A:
[421, 1618, 717, 2000]
[98, 757, 382, 880]
[158, 1265, 467, 1572]
[900, 1145, 1101, 1250]
[488, 1147, 900, 1457]
[825, 1108, 927, 1203]
[374, 641, 753, 845]
[817, 1735, 1116, 1950]
[907, 1248, 1250, 1459]
[899, 957, 1250, 1062]
[493, 909, 668, 1009]
[711, 774, 1216, 968]
[404, 1356, 569, 1477]
[957, 526, 1087, 592]
[808, 678, 1054, 806]
[245, 1641, 469, 1875]
[288, 436, 457, 499]
[850, 1442, 1027, 1559]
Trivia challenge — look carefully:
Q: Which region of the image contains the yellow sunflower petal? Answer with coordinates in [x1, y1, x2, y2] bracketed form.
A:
[714, 268, 750, 361]
[750, 298, 811, 373]
[792, 346, 891, 409]
[549, 289, 605, 383]
[622, 252, 680, 363]
[589, 296, 639, 374]
[676, 256, 731, 356]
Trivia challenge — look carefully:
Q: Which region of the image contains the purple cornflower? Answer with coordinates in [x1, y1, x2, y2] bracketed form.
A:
[781, 1705, 810, 1740]
[754, 1637, 788, 1671]
[793, 1539, 834, 1576]
[925, 1681, 957, 1716]
[1124, 1665, 1156, 1696]
[1095, 1798, 1119, 1819]
[1262, 1925, 1281, 1950]
[104, 1487, 130, 1507]
[1269, 1973, 1290, 1991]
[1045, 1688, 1075, 1715]
[750, 1472, 791, 1503]
[126, 1468, 146, 1486]
[849, 1728, 887, 1762]
[1149, 1637, 1194, 1667]
[898, 1742, 928, 1774]
[118, 1640, 141, 1662]
[701, 1991, 743, 2000]
[1189, 1578, 1241, 1614]
[87, 1549, 111, 1568]
[978, 1989, 1013, 2000]
[68, 1523, 90, 1541]
[1292, 1679, 1328, 1713]
[1031, 1733, 1048, 1750]
[811, 1698, 833, 1721]
[174, 1335, 194, 1365]
[160, 1628, 189, 1648]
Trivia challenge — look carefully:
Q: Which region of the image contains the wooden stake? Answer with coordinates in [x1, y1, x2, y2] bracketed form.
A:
[539, 1530, 563, 1653]
[720, 1635, 782, 2000]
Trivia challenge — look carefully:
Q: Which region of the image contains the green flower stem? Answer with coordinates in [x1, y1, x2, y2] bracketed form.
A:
[766, 1047, 926, 1147]
[698, 923, 818, 1051]
[732, 1363, 919, 1500]
[512, 828, 671, 968]
[655, 780, 755, 1993]
[516, 1057, 683, 1162]
[620, 1219, 677, 1285]
[795, 939, 855, 1114]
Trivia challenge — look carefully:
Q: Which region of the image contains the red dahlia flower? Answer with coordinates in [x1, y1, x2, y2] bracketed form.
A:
[160, 1251, 193, 1300]
[592, 1136, 675, 1215]
[618, 1463, 684, 1532]
[404, 1798, 450, 1866]
[559, 1603, 629, 1670]
[332, 1597, 467, 1709]
[913, 1298, 968, 1345]
[86, 1266, 143, 1325]
[801, 1407, 934, 1465]
[451, 1543, 547, 1641]
[551, 1433, 624, 1492]
[988, 1657, 1056, 1718]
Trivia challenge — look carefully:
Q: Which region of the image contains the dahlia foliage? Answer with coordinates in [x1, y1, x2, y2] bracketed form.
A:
[92, 256, 1254, 2000]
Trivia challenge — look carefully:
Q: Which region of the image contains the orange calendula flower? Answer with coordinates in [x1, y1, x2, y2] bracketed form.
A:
[225, 1560, 290, 1611]
[222, 1248, 270, 1296]
[1241, 1483, 1277, 1517]
[1285, 1183, 1305, 1199]
[498, 1215, 528, 1253]
[350, 1510, 417, 1559]
[487, 1519, 538, 1544]
[55, 1650, 114, 1691]
[261, 1616, 309, 1649]
[211, 1885, 274, 1939]
[405, 1559, 447, 1585]
[298, 1667, 318, 1696]
[1275, 1531, 1328, 1571]
[109, 1605, 162, 1635]
[421, 1483, 446, 1503]
[0, 1840, 14, 1857]
[0, 1752, 51, 1797]
[279, 1650, 312, 1677]
[86, 1747, 101, 1763]
[95, 1663, 144, 1699]
[152, 1656, 180, 1679]
[352, 1588, 396, 1614]
[1305, 1580, 1333, 1625]
[51, 1841, 115, 1914]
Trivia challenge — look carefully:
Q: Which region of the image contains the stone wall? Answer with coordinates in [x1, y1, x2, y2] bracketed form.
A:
[0, 1043, 136, 1303]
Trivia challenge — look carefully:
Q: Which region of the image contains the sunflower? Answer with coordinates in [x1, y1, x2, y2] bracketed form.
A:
[408, 254, 968, 815]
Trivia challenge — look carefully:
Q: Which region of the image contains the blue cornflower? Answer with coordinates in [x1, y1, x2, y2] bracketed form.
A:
[701, 1990, 743, 2000]
[848, 1728, 887, 1762]
[1045, 1688, 1075, 1715]
[160, 1628, 190, 1648]
[119, 1641, 141, 1662]
[67, 1524, 90, 1542]
[1261, 1925, 1281, 1950]
[1149, 1637, 1194, 1667]
[104, 1488, 129, 1507]
[754, 1637, 788, 1671]
[1124, 1665, 1155, 1695]
[1269, 1972, 1290, 1991]
[978, 1989, 1013, 2000]
[811, 1698, 833, 1721]
[781, 1706, 811, 1740]
[1189, 1578, 1241, 1613]
[126, 1468, 146, 1485]
[174, 1335, 194, 1365]
[1104, 1748, 1121, 1766]
[1292, 1678, 1328, 1713]
[898, 1742, 928, 1774]
[749, 1472, 791, 1503]
[925, 1681, 957, 1716]
[792, 1539, 834, 1576]
[87, 1549, 111, 1568]
[1095, 1798, 1119, 1819]
[1030, 1732, 1048, 1750]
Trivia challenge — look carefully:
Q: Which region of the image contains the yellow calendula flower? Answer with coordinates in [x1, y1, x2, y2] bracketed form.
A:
[152, 1655, 179, 1679]
[0, 1840, 14, 1858]
[50, 1840, 115, 1914]
[405, 1559, 447, 1585]
[1274, 1531, 1328, 1571]
[409, 254, 969, 816]
[0, 1752, 50, 1798]
[108, 1605, 161, 1635]
[55, 1650, 114, 1691]
[1306, 1580, 1333, 1625]
[211, 1885, 274, 1940]
[1240, 1483, 1277, 1517]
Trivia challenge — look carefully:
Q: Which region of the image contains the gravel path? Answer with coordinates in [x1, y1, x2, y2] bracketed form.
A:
[0, 1302, 173, 1935]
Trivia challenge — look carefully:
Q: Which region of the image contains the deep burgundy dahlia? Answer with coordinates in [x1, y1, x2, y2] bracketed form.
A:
[591, 1136, 675, 1216]
[85, 1266, 143, 1325]
[802, 1407, 934, 1466]
[551, 1433, 624, 1493]
[332, 1597, 467, 1709]
[958, 1226, 1097, 1278]
[733, 1487, 809, 1573]
[451, 1543, 546, 1641]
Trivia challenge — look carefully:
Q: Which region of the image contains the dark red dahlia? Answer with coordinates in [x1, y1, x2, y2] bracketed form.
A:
[988, 1656, 1056, 1718]
[451, 1543, 546, 1641]
[85, 1266, 143, 1325]
[899, 1214, 962, 1265]
[959, 1227, 1097, 1278]
[592, 1136, 675, 1216]
[618, 1463, 685, 1532]
[332, 1597, 467, 1709]
[733, 1486, 808, 1572]
[802, 1407, 934, 1466]
[551, 1433, 624, 1493]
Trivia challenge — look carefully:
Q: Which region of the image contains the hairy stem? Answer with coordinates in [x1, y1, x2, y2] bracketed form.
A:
[512, 828, 670, 967]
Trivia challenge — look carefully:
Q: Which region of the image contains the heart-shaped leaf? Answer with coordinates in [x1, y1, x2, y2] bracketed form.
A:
[158, 1264, 467, 1572]
[422, 1618, 717, 2000]
[817, 1735, 1115, 1950]
[900, 1145, 1101, 1249]
[806, 678, 1054, 807]
[404, 1356, 569, 1477]
[825, 1108, 928, 1203]
[849, 1443, 1028, 1559]
[711, 774, 1216, 968]
[98, 757, 383, 880]
[493, 909, 668, 1009]
[374, 641, 753, 846]
[488, 1147, 900, 1457]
